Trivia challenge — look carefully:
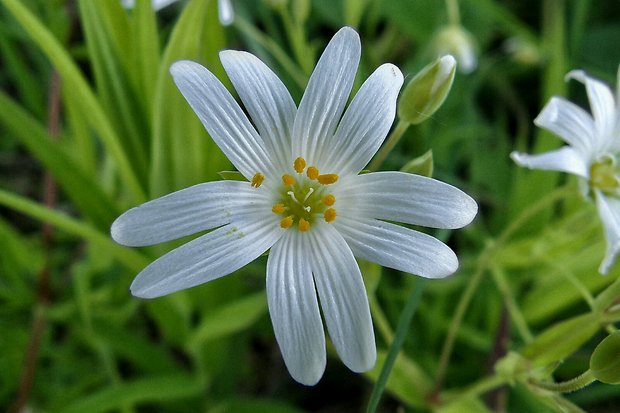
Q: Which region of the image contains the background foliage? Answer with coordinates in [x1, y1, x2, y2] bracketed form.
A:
[1, 0, 620, 412]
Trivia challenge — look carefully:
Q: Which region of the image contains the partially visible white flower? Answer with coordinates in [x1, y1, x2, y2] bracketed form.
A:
[111, 27, 477, 385]
[434, 25, 477, 74]
[218, 0, 234, 26]
[121, 0, 179, 11]
[511, 69, 620, 274]
[121, 0, 234, 26]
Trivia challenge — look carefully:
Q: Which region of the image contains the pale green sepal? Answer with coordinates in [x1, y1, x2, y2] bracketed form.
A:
[590, 331, 620, 384]
[400, 149, 434, 177]
[397, 55, 456, 125]
[218, 171, 247, 181]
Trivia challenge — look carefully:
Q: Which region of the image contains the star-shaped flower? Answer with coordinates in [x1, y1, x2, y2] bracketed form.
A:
[111, 27, 478, 385]
[511, 69, 620, 274]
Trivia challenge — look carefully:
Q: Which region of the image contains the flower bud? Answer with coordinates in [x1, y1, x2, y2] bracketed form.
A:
[401, 150, 433, 177]
[590, 331, 620, 384]
[397, 55, 456, 125]
[434, 25, 477, 74]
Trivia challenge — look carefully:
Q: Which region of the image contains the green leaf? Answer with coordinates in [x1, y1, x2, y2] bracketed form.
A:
[522, 313, 599, 367]
[365, 350, 432, 408]
[0, 188, 148, 273]
[0, 90, 118, 229]
[209, 399, 305, 413]
[2, 0, 146, 202]
[78, 0, 148, 176]
[56, 374, 204, 413]
[150, 0, 230, 196]
[188, 292, 267, 348]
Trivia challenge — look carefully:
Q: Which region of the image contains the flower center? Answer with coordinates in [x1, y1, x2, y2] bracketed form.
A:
[254, 157, 338, 232]
[590, 155, 620, 195]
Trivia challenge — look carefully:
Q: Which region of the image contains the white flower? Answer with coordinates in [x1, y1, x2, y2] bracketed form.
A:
[121, 0, 234, 26]
[121, 0, 179, 11]
[111, 27, 478, 385]
[511, 69, 620, 274]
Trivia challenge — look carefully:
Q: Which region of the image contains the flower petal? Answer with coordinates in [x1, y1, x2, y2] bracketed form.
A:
[510, 147, 589, 178]
[307, 224, 375, 373]
[130, 219, 282, 298]
[566, 70, 616, 148]
[111, 181, 272, 247]
[219, 50, 297, 172]
[292, 27, 360, 166]
[534, 96, 595, 155]
[335, 217, 459, 278]
[170, 60, 272, 179]
[267, 231, 326, 385]
[323, 64, 404, 175]
[595, 191, 620, 274]
[337, 172, 477, 229]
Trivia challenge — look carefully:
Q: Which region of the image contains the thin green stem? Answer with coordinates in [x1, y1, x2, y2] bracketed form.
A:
[369, 294, 394, 344]
[366, 278, 427, 413]
[490, 264, 533, 343]
[432, 184, 574, 396]
[531, 370, 596, 393]
[234, 17, 307, 89]
[445, 0, 460, 25]
[498, 184, 574, 245]
[444, 374, 506, 404]
[368, 120, 410, 171]
[432, 247, 490, 396]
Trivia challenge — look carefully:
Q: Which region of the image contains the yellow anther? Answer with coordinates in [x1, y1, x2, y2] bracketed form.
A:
[322, 194, 336, 206]
[272, 203, 286, 214]
[306, 166, 319, 180]
[251, 173, 265, 188]
[282, 174, 296, 186]
[280, 216, 294, 229]
[298, 218, 310, 232]
[318, 174, 339, 185]
[294, 157, 306, 173]
[324, 208, 337, 223]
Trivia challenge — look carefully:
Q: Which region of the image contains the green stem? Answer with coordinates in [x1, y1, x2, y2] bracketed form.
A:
[233, 17, 307, 90]
[369, 294, 394, 344]
[445, 0, 460, 25]
[432, 184, 574, 396]
[366, 278, 427, 413]
[432, 247, 490, 396]
[368, 120, 410, 171]
[490, 264, 533, 343]
[531, 370, 596, 393]
[444, 374, 506, 404]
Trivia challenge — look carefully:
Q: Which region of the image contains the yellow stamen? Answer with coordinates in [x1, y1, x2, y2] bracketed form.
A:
[280, 216, 294, 229]
[318, 174, 339, 185]
[282, 174, 296, 186]
[324, 208, 337, 223]
[272, 203, 286, 214]
[251, 173, 265, 188]
[322, 194, 336, 206]
[306, 166, 319, 180]
[294, 157, 306, 173]
[298, 218, 310, 232]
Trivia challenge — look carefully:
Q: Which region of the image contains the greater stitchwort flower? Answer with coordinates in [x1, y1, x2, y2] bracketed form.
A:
[111, 27, 478, 385]
[512, 69, 620, 274]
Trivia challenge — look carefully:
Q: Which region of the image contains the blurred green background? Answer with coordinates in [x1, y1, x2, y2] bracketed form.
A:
[2, 0, 620, 412]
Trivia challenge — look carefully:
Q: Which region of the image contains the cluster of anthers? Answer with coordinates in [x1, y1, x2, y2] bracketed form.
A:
[590, 155, 620, 195]
[251, 157, 339, 232]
